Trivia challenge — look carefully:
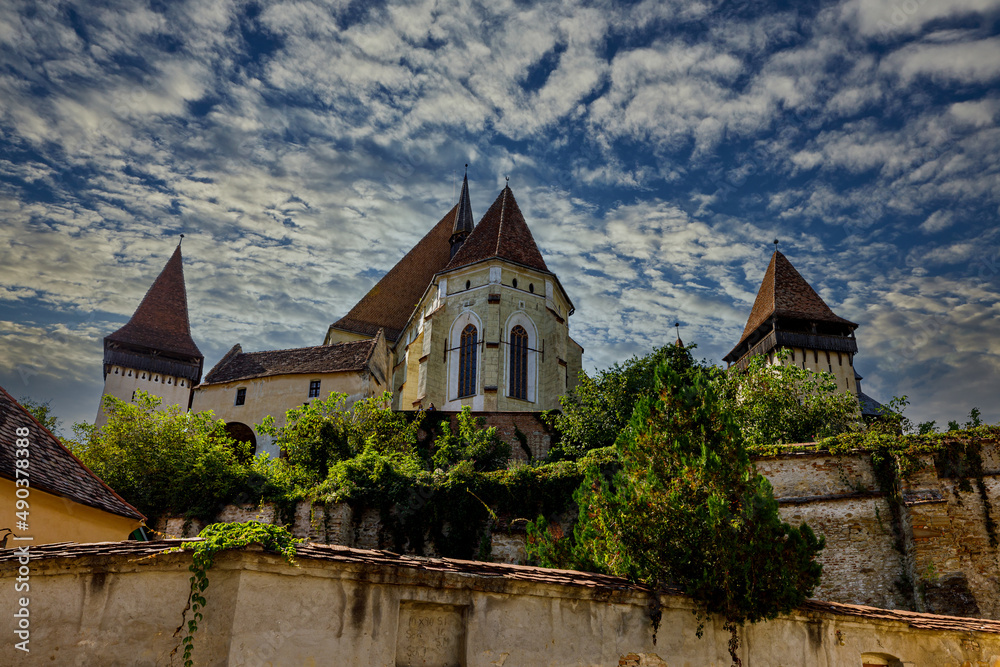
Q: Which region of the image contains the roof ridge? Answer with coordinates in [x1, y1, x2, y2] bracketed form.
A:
[495, 185, 507, 257]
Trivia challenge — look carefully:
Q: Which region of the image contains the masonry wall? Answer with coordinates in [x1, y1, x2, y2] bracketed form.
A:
[758, 441, 1000, 619]
[4, 546, 1000, 667]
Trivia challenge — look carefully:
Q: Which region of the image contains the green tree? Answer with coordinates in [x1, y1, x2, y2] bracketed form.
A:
[258, 392, 422, 485]
[530, 363, 824, 665]
[431, 407, 511, 472]
[714, 350, 861, 449]
[67, 391, 252, 523]
[545, 343, 696, 459]
[19, 397, 59, 434]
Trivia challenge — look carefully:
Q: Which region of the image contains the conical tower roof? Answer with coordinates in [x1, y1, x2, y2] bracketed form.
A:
[445, 185, 548, 272]
[736, 250, 856, 347]
[105, 244, 202, 359]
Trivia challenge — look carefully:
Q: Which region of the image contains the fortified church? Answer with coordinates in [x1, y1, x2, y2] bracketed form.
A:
[96, 171, 880, 455]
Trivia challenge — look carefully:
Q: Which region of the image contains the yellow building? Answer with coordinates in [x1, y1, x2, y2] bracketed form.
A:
[96, 241, 203, 427]
[1, 386, 144, 546]
[723, 248, 883, 415]
[190, 332, 390, 457]
[325, 174, 583, 411]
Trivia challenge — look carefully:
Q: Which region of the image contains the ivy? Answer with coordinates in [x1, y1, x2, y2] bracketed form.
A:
[170, 522, 301, 667]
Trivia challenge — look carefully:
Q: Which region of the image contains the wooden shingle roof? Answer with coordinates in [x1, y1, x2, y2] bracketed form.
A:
[330, 206, 457, 342]
[105, 245, 202, 359]
[738, 250, 856, 346]
[0, 386, 144, 521]
[445, 186, 548, 272]
[201, 337, 379, 386]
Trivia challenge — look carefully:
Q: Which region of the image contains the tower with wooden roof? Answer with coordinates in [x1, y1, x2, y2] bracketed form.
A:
[96, 243, 204, 426]
[325, 177, 583, 412]
[723, 249, 861, 396]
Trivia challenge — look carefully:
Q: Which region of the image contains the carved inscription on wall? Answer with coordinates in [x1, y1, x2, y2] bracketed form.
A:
[395, 601, 466, 667]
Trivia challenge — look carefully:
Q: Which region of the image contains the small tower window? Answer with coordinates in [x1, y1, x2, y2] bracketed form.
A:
[791, 349, 796, 362]
[528, 283, 534, 293]
[466, 280, 471, 290]
[168, 378, 172, 385]
[458, 324, 478, 398]
[512, 278, 518, 289]
[235, 388, 246, 406]
[114, 368, 119, 374]
[309, 380, 321, 398]
[510, 325, 528, 400]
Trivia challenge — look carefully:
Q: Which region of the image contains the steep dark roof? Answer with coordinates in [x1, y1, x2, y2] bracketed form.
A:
[0, 386, 144, 521]
[738, 250, 856, 346]
[201, 338, 378, 385]
[445, 186, 548, 272]
[330, 206, 457, 342]
[105, 245, 202, 359]
[451, 173, 475, 238]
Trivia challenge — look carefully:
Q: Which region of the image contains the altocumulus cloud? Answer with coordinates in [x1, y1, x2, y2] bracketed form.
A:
[0, 0, 998, 429]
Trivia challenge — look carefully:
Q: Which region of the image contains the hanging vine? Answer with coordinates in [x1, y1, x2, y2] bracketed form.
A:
[170, 522, 301, 667]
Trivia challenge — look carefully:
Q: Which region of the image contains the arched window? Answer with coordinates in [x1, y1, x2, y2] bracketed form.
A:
[458, 324, 478, 397]
[509, 325, 528, 399]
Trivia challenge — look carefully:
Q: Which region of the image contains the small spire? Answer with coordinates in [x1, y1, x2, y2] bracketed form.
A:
[773, 238, 779, 252]
[674, 322, 684, 348]
[450, 166, 475, 259]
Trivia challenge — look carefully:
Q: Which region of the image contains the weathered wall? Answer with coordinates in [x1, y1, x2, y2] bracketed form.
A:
[4, 543, 1000, 667]
[96, 363, 193, 427]
[409, 409, 555, 461]
[758, 441, 1000, 619]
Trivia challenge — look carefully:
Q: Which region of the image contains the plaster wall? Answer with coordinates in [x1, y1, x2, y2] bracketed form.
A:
[775, 346, 858, 395]
[0, 477, 140, 545]
[96, 364, 193, 427]
[3, 548, 999, 667]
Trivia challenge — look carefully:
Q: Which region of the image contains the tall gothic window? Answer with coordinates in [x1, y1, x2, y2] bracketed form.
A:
[459, 324, 478, 397]
[509, 325, 528, 400]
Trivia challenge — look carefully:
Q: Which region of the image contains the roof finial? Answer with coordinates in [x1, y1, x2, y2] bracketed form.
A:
[674, 322, 684, 348]
[179, 233, 184, 246]
[505, 175, 509, 184]
[465, 163, 468, 175]
[773, 238, 779, 251]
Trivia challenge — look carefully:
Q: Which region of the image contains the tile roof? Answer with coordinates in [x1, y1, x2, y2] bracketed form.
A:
[445, 186, 549, 273]
[201, 337, 379, 385]
[6, 538, 1000, 635]
[0, 386, 144, 521]
[330, 206, 457, 342]
[105, 244, 202, 359]
[737, 250, 856, 346]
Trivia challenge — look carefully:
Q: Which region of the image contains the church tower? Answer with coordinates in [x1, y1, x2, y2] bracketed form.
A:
[96, 242, 203, 426]
[723, 248, 860, 395]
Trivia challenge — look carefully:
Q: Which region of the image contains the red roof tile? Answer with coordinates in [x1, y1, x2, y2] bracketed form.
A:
[6, 539, 1000, 635]
[202, 337, 378, 385]
[738, 250, 856, 346]
[105, 245, 202, 359]
[446, 186, 548, 273]
[0, 386, 144, 521]
[330, 206, 457, 342]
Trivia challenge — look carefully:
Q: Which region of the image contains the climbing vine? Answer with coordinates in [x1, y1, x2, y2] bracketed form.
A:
[170, 522, 301, 667]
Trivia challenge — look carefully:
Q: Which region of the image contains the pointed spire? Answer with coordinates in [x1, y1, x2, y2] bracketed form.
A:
[674, 322, 684, 348]
[105, 245, 202, 359]
[445, 185, 548, 272]
[450, 165, 475, 259]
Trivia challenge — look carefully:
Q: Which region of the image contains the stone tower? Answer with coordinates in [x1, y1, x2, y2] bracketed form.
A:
[96, 243, 203, 426]
[723, 249, 860, 395]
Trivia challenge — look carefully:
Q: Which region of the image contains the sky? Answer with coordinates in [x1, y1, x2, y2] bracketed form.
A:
[1, 0, 999, 433]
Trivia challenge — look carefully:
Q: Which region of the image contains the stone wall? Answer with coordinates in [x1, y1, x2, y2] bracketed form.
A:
[758, 440, 1000, 619]
[4, 542, 1000, 666]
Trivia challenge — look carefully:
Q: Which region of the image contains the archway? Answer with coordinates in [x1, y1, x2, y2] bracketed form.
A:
[223, 422, 257, 462]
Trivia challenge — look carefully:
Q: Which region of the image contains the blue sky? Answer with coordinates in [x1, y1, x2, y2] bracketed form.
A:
[1, 0, 999, 431]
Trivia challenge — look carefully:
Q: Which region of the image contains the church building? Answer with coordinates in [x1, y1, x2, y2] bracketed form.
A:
[325, 175, 584, 412]
[96, 243, 203, 427]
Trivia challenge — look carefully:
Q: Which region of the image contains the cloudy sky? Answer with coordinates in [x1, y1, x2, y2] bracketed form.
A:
[1, 0, 998, 432]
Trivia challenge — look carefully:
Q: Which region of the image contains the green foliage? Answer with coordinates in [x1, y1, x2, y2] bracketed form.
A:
[431, 407, 511, 472]
[258, 392, 421, 485]
[19, 397, 59, 433]
[545, 343, 696, 459]
[66, 392, 253, 523]
[530, 362, 825, 662]
[715, 350, 862, 449]
[172, 521, 300, 667]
